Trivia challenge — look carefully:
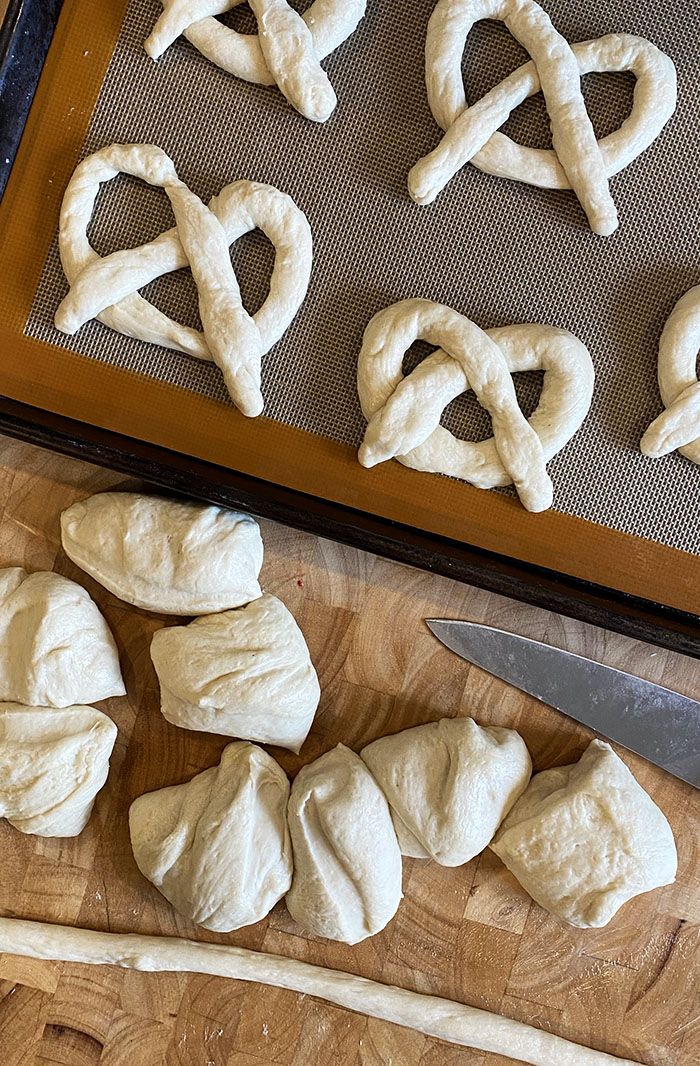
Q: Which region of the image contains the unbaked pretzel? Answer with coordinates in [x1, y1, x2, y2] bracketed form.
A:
[409, 0, 676, 235]
[55, 144, 312, 418]
[145, 0, 367, 122]
[357, 299, 594, 512]
[641, 285, 700, 465]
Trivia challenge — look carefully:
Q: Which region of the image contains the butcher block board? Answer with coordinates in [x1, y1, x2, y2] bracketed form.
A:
[0, 435, 698, 1066]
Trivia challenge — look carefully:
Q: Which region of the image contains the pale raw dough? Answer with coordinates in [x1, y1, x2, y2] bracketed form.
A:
[357, 299, 594, 512]
[641, 283, 700, 465]
[361, 717, 531, 865]
[409, 1, 676, 235]
[0, 568, 124, 707]
[0, 703, 117, 837]
[61, 492, 263, 615]
[150, 594, 320, 751]
[130, 742, 291, 932]
[286, 744, 403, 944]
[55, 144, 312, 417]
[145, 0, 367, 122]
[0, 917, 643, 1064]
[491, 740, 677, 928]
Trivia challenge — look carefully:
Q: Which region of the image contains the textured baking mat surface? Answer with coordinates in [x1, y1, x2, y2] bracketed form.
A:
[25, 0, 700, 553]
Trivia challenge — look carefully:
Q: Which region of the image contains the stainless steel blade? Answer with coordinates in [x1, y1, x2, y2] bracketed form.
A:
[426, 619, 700, 787]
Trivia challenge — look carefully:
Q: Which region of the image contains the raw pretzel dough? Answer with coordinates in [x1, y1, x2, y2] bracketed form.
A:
[641, 283, 700, 465]
[0, 917, 643, 1064]
[491, 740, 677, 928]
[130, 742, 291, 931]
[409, 1, 676, 235]
[286, 744, 403, 944]
[145, 0, 367, 122]
[61, 493, 263, 615]
[357, 299, 594, 512]
[0, 704, 117, 837]
[361, 717, 531, 865]
[55, 144, 312, 417]
[0, 568, 124, 707]
[150, 594, 320, 751]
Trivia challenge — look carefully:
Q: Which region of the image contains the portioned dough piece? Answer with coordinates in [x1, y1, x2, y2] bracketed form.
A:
[0, 703, 117, 836]
[361, 717, 531, 865]
[286, 744, 403, 944]
[0, 568, 124, 707]
[150, 594, 320, 752]
[130, 742, 292, 932]
[491, 739, 677, 928]
[61, 493, 263, 615]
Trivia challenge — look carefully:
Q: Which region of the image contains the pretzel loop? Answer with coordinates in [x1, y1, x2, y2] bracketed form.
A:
[357, 299, 595, 513]
[55, 144, 313, 418]
[145, 0, 367, 122]
[641, 285, 700, 464]
[409, 0, 676, 235]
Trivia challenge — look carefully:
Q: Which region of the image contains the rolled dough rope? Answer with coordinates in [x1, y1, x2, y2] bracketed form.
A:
[356, 299, 594, 513]
[145, 0, 367, 122]
[641, 284, 700, 465]
[410, 1, 676, 235]
[55, 144, 312, 417]
[0, 916, 641, 1066]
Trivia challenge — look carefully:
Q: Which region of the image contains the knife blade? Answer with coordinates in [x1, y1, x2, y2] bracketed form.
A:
[426, 619, 700, 788]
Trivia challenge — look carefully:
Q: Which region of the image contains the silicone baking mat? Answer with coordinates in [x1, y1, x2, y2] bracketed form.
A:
[23, 0, 700, 553]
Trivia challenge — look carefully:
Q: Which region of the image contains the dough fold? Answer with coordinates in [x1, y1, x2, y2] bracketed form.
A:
[286, 744, 403, 944]
[150, 594, 320, 752]
[0, 568, 124, 707]
[361, 717, 531, 865]
[0, 703, 117, 836]
[491, 739, 677, 927]
[130, 742, 292, 932]
[61, 493, 263, 615]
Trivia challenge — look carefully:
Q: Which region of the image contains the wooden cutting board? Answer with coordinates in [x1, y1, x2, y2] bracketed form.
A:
[0, 435, 697, 1066]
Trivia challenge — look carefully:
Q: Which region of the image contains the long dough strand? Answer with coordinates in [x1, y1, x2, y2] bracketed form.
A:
[0, 917, 640, 1066]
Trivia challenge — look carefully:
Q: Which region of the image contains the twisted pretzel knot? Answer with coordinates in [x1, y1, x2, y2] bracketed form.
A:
[55, 144, 312, 418]
[408, 0, 676, 235]
[357, 299, 594, 513]
[641, 285, 700, 466]
[145, 0, 367, 122]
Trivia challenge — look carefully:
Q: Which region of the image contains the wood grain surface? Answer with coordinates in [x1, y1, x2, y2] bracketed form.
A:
[0, 435, 697, 1066]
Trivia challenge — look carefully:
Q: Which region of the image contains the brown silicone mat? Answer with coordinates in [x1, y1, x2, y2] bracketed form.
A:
[23, 0, 700, 553]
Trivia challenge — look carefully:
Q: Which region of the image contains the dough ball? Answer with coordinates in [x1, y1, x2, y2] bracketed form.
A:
[361, 717, 531, 865]
[61, 492, 263, 615]
[129, 742, 292, 932]
[286, 744, 403, 944]
[0, 703, 117, 837]
[491, 739, 678, 928]
[150, 594, 319, 751]
[0, 568, 124, 707]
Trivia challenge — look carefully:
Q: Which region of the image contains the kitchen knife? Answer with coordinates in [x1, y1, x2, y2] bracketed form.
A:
[426, 619, 700, 787]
